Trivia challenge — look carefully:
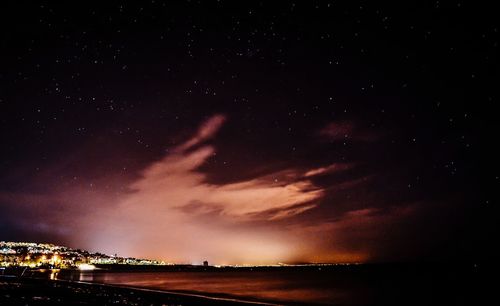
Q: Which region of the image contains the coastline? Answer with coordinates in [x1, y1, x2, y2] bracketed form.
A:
[0, 275, 288, 306]
[71, 280, 285, 306]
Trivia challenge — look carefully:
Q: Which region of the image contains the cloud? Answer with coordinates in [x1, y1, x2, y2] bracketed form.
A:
[175, 114, 226, 152]
[319, 121, 381, 142]
[127, 115, 323, 221]
[285, 205, 420, 263]
[72, 115, 327, 264]
[304, 163, 353, 177]
[319, 121, 354, 141]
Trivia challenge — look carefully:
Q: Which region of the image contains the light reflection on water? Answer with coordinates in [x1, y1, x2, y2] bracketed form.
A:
[54, 270, 356, 304]
[49, 269, 59, 280]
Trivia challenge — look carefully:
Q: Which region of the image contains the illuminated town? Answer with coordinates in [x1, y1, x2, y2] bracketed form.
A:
[0, 241, 166, 270]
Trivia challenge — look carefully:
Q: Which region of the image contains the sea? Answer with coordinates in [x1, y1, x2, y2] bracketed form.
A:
[31, 263, 491, 305]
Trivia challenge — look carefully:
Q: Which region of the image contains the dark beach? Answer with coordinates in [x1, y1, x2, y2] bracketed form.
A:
[0, 275, 279, 306]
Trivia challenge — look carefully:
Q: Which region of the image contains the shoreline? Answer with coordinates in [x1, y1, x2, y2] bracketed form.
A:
[55, 278, 286, 306]
[1, 275, 291, 306]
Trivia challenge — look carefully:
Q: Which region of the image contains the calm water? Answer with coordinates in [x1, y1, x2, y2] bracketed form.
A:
[54, 269, 359, 305]
[36, 264, 489, 305]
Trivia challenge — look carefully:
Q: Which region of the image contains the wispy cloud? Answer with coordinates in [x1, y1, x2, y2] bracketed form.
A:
[128, 114, 323, 220]
[174, 114, 226, 152]
[319, 121, 354, 141]
[304, 163, 353, 177]
[74, 115, 328, 263]
[319, 121, 381, 142]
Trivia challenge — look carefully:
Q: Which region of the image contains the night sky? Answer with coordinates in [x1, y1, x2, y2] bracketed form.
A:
[0, 1, 498, 264]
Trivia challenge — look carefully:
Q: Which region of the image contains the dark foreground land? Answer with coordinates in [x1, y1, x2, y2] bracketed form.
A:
[0, 276, 275, 306]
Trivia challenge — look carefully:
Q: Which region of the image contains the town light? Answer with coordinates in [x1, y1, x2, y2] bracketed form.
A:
[78, 263, 96, 270]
